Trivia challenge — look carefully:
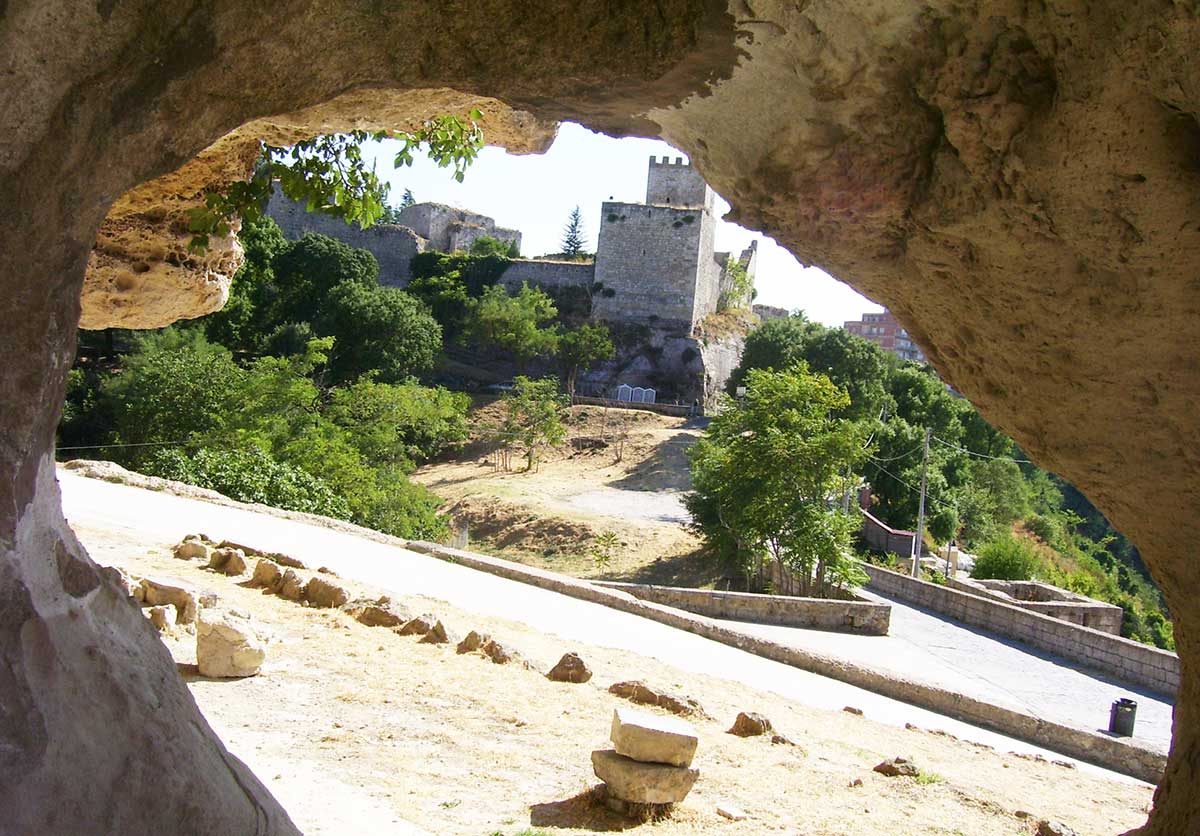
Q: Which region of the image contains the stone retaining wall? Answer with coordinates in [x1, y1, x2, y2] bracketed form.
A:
[863, 564, 1179, 695]
[405, 541, 1166, 784]
[946, 576, 1124, 635]
[594, 582, 890, 635]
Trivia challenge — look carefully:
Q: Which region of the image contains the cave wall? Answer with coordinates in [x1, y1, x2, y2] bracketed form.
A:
[1, 2, 1198, 834]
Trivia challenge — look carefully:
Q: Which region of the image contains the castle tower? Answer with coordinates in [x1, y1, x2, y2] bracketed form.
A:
[591, 156, 719, 329]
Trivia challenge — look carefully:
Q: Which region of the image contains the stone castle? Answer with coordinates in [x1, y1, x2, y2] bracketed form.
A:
[268, 156, 757, 405]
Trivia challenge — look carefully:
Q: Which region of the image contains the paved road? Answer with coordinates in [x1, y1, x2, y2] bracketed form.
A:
[722, 590, 1173, 750]
[58, 469, 1158, 782]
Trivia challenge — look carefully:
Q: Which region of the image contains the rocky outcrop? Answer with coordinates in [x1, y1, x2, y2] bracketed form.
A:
[4, 2, 1200, 833]
[546, 652, 593, 683]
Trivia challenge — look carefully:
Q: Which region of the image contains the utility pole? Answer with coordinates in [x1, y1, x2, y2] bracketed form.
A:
[910, 426, 932, 578]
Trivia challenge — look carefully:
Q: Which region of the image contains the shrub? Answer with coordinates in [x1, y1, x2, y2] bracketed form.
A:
[145, 446, 351, 519]
[972, 534, 1039, 581]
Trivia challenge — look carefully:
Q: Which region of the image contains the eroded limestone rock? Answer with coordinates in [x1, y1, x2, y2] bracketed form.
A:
[196, 609, 267, 678]
[591, 749, 699, 805]
[546, 652, 592, 683]
[610, 707, 699, 768]
[727, 711, 773, 738]
[343, 597, 409, 628]
[140, 577, 199, 625]
[303, 576, 349, 609]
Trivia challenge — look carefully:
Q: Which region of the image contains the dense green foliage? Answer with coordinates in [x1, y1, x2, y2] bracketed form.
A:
[316, 281, 442, 383]
[65, 330, 455, 540]
[732, 312, 1172, 647]
[687, 364, 868, 596]
[971, 535, 1039, 581]
[717, 255, 754, 312]
[464, 283, 560, 367]
[406, 250, 514, 339]
[469, 236, 520, 258]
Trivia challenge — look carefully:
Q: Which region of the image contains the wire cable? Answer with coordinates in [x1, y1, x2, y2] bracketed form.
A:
[931, 435, 1032, 464]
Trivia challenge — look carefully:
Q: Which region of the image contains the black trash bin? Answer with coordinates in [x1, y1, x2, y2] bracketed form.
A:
[1109, 698, 1137, 737]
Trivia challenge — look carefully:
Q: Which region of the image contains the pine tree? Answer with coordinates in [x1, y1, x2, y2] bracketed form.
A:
[561, 206, 586, 258]
[399, 188, 416, 209]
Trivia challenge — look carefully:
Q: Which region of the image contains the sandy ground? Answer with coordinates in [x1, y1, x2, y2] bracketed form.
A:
[414, 404, 713, 585]
[81, 526, 1155, 836]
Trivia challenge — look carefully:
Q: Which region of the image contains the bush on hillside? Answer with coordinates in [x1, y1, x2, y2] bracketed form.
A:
[972, 534, 1039, 581]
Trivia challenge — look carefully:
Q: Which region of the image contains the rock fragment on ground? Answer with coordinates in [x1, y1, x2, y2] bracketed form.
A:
[873, 757, 920, 778]
[140, 577, 199, 624]
[173, 538, 210, 561]
[481, 639, 520, 664]
[843, 706, 863, 716]
[208, 547, 248, 575]
[398, 614, 438, 636]
[278, 569, 306, 601]
[147, 604, 177, 632]
[343, 597, 409, 628]
[196, 609, 266, 678]
[456, 630, 491, 654]
[611, 707, 698, 767]
[609, 680, 705, 717]
[591, 749, 698, 805]
[727, 711, 773, 737]
[1037, 821, 1078, 836]
[546, 651, 592, 683]
[717, 804, 746, 821]
[418, 620, 456, 645]
[252, 558, 282, 590]
[304, 576, 349, 609]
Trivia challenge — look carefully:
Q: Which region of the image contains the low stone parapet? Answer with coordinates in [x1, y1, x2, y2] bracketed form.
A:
[594, 581, 890, 635]
[863, 563, 1179, 695]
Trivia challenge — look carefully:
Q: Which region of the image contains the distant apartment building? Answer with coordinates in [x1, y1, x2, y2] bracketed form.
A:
[843, 310, 926, 363]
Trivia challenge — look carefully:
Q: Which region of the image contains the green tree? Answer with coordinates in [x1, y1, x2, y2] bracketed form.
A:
[326, 377, 470, 468]
[717, 255, 754, 311]
[687, 364, 868, 596]
[469, 236, 515, 258]
[399, 188, 416, 209]
[561, 206, 586, 258]
[558, 323, 614, 397]
[501, 376, 568, 471]
[972, 534, 1039, 581]
[464, 283, 560, 367]
[316, 283, 442, 383]
[268, 233, 380, 327]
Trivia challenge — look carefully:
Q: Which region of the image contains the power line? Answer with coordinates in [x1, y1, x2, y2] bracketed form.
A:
[865, 455, 956, 514]
[866, 441, 926, 463]
[931, 435, 1032, 464]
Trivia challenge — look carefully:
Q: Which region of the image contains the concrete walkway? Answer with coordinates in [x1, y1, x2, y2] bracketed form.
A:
[57, 469, 1158, 783]
[722, 589, 1173, 751]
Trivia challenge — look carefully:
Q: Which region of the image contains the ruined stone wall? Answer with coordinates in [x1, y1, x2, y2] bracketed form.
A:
[499, 259, 594, 293]
[397, 203, 521, 254]
[267, 189, 424, 287]
[697, 332, 745, 408]
[592, 202, 706, 328]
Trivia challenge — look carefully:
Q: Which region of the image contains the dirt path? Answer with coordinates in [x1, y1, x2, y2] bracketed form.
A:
[67, 481, 1154, 836]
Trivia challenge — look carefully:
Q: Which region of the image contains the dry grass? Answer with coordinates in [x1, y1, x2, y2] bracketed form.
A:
[77, 526, 1155, 836]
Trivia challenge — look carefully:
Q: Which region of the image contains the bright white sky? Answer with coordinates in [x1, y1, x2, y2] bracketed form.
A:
[362, 122, 882, 327]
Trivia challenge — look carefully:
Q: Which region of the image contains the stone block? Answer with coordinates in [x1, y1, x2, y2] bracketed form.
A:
[610, 707, 699, 767]
[140, 577, 199, 624]
[303, 576, 349, 609]
[196, 609, 266, 678]
[591, 749, 698, 805]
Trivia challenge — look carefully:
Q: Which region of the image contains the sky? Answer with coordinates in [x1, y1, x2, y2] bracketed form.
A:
[361, 122, 882, 327]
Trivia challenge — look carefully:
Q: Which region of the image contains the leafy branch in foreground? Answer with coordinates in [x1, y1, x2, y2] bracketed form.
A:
[188, 110, 484, 250]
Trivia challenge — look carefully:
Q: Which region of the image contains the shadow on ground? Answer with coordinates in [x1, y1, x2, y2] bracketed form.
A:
[529, 786, 630, 831]
[607, 547, 724, 588]
[608, 432, 697, 493]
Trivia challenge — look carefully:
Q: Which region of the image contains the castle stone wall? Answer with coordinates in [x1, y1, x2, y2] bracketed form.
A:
[397, 203, 521, 254]
[592, 202, 704, 328]
[646, 156, 713, 210]
[267, 189, 423, 287]
[500, 259, 594, 292]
